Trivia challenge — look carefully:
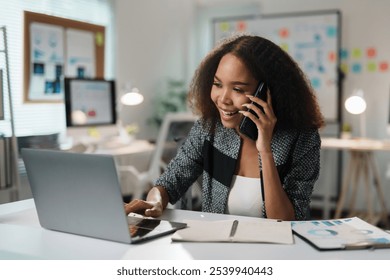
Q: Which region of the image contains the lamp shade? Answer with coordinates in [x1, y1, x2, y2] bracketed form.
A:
[120, 87, 144, 106]
[344, 89, 366, 115]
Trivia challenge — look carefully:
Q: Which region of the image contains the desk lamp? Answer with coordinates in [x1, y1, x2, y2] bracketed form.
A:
[117, 85, 144, 143]
[121, 87, 144, 106]
[344, 89, 367, 138]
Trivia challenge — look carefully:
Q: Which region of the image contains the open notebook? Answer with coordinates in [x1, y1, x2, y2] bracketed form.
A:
[171, 219, 293, 244]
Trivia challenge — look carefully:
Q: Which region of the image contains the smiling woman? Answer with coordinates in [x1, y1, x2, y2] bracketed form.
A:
[211, 53, 258, 130]
[124, 34, 324, 221]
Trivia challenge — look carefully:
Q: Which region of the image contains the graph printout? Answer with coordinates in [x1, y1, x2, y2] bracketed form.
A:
[292, 217, 390, 250]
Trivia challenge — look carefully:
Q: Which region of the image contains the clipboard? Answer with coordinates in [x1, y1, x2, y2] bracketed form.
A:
[292, 217, 390, 251]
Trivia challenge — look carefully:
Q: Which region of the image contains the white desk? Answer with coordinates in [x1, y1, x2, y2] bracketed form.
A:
[66, 139, 155, 197]
[94, 139, 155, 168]
[321, 138, 390, 227]
[0, 199, 389, 260]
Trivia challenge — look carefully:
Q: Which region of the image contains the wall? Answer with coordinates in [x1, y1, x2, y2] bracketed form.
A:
[115, 0, 195, 139]
[114, 0, 260, 140]
[115, 0, 390, 213]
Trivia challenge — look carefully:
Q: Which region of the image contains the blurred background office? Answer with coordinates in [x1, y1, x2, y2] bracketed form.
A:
[1, 0, 390, 227]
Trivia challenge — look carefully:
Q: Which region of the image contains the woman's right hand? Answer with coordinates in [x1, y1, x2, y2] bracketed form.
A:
[124, 186, 168, 217]
[124, 199, 163, 217]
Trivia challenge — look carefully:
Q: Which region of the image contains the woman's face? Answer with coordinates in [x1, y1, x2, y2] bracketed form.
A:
[211, 53, 258, 130]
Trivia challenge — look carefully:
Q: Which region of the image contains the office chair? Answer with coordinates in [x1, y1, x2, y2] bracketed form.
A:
[118, 112, 198, 201]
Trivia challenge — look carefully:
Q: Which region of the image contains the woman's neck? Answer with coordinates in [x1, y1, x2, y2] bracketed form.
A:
[235, 136, 260, 178]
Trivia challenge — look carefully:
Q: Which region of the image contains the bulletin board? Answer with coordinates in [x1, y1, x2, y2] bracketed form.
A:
[213, 10, 341, 123]
[23, 11, 105, 103]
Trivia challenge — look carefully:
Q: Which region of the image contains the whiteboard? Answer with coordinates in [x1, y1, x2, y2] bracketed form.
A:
[213, 11, 341, 123]
[0, 69, 3, 120]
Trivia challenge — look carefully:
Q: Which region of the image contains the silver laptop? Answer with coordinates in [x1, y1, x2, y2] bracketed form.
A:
[21, 148, 186, 244]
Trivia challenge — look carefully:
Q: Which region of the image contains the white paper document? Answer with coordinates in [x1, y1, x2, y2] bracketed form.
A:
[171, 219, 293, 244]
[292, 217, 390, 250]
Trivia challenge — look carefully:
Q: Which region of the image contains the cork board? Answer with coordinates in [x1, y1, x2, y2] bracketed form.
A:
[24, 11, 105, 103]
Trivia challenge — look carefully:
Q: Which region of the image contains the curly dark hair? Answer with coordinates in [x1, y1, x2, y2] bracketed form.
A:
[188, 34, 325, 130]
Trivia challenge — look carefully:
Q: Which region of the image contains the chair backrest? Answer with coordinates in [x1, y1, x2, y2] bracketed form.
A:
[147, 112, 198, 182]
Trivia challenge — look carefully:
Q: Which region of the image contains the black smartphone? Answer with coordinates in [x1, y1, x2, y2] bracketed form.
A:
[239, 82, 268, 141]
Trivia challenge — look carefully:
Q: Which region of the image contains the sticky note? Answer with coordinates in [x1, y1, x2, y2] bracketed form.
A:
[340, 62, 348, 74]
[326, 26, 337, 37]
[237, 21, 247, 31]
[351, 48, 362, 59]
[280, 43, 289, 52]
[279, 27, 289, 38]
[328, 51, 336, 62]
[351, 63, 362, 73]
[366, 47, 376, 58]
[95, 32, 104, 47]
[220, 22, 230, 32]
[310, 77, 321, 89]
[340, 49, 348, 60]
[379, 61, 389, 72]
[367, 61, 376, 72]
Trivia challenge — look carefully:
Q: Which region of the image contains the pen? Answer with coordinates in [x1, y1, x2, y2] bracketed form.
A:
[229, 220, 239, 240]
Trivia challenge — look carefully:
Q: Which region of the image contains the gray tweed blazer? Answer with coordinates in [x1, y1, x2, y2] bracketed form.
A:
[155, 119, 321, 220]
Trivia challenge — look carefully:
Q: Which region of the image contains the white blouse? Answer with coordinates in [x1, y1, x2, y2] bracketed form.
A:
[226, 175, 264, 217]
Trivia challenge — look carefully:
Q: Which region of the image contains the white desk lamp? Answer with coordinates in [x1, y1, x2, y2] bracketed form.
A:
[121, 87, 144, 106]
[117, 85, 144, 144]
[344, 89, 367, 138]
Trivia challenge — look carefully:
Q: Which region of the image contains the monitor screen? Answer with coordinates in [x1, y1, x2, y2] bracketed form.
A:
[64, 78, 116, 127]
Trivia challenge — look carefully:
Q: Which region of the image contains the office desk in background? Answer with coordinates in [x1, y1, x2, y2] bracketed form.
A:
[67, 139, 155, 197]
[321, 137, 390, 227]
[0, 199, 389, 260]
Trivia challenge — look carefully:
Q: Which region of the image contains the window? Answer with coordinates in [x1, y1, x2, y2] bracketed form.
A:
[0, 0, 114, 137]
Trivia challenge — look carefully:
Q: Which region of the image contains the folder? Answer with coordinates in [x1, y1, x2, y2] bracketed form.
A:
[292, 217, 390, 250]
[171, 218, 293, 244]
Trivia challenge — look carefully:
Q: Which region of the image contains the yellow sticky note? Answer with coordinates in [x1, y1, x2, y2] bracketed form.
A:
[88, 127, 100, 138]
[340, 62, 348, 74]
[367, 61, 377, 72]
[220, 22, 230, 32]
[95, 32, 104, 47]
[351, 48, 362, 59]
[280, 43, 289, 52]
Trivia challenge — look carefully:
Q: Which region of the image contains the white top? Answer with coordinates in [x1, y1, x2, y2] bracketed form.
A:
[226, 175, 263, 217]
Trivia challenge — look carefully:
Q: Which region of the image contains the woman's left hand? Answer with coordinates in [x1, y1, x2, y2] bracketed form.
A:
[240, 90, 277, 153]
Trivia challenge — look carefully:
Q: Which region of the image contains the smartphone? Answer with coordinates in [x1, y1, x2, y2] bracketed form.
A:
[239, 82, 268, 141]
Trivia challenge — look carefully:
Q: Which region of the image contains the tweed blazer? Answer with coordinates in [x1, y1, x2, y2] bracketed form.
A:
[155, 119, 321, 220]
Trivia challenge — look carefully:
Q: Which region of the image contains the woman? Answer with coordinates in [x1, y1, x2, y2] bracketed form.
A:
[125, 35, 324, 221]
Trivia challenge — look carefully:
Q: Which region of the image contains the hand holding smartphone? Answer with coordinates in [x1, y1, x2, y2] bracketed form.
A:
[239, 82, 268, 141]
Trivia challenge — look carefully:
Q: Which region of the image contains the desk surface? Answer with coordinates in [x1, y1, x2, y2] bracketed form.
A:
[94, 139, 155, 155]
[321, 137, 390, 151]
[0, 199, 388, 260]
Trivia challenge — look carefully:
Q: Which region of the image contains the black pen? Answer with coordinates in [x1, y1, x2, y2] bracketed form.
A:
[229, 220, 239, 241]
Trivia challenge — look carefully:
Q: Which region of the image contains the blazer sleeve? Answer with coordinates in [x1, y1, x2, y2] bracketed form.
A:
[282, 129, 321, 220]
[155, 120, 206, 205]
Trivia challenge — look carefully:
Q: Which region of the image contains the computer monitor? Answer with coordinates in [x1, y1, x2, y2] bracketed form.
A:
[64, 78, 116, 127]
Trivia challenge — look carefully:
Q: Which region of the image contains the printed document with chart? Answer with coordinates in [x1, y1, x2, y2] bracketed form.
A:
[292, 217, 390, 250]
